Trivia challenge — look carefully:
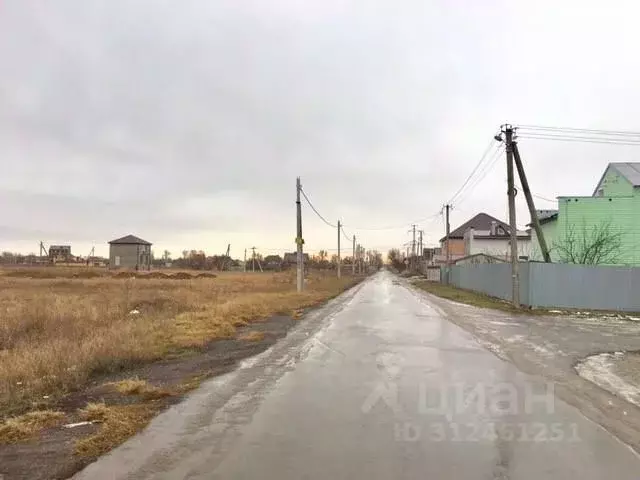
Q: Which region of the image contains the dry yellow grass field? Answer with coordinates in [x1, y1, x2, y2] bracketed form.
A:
[0, 268, 359, 423]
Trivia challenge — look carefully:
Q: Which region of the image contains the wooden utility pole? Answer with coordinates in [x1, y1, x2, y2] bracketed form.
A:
[504, 125, 520, 307]
[352, 235, 356, 275]
[445, 205, 451, 283]
[512, 141, 551, 263]
[337, 220, 341, 278]
[296, 177, 304, 292]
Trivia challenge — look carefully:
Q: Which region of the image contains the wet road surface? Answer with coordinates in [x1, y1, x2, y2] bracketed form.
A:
[74, 272, 640, 479]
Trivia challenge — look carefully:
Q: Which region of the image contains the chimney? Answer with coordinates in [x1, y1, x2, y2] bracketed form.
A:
[490, 221, 497, 236]
[464, 227, 474, 255]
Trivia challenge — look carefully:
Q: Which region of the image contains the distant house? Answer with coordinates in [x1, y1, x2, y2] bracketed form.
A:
[530, 162, 640, 265]
[439, 213, 531, 263]
[108, 235, 152, 270]
[49, 245, 72, 263]
[422, 247, 441, 264]
[282, 252, 310, 268]
[263, 254, 283, 271]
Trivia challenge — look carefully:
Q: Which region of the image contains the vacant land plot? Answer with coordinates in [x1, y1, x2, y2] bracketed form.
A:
[0, 269, 360, 442]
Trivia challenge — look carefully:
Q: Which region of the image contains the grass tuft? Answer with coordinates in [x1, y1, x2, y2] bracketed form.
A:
[75, 403, 160, 458]
[79, 402, 111, 423]
[0, 410, 64, 444]
[239, 331, 265, 342]
[107, 378, 175, 399]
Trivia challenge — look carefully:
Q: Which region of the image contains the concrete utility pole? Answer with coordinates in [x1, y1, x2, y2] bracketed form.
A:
[352, 235, 356, 275]
[39, 241, 48, 264]
[251, 246, 256, 273]
[504, 125, 520, 307]
[296, 177, 304, 292]
[411, 224, 416, 271]
[445, 204, 451, 283]
[337, 220, 341, 278]
[244, 248, 247, 272]
[512, 141, 551, 263]
[418, 230, 424, 274]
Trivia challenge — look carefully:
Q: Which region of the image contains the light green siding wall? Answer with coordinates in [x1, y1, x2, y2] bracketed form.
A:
[555, 195, 640, 265]
[536, 165, 640, 265]
[596, 166, 634, 197]
[530, 219, 559, 262]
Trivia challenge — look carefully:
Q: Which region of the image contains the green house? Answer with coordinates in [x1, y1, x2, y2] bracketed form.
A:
[531, 163, 640, 265]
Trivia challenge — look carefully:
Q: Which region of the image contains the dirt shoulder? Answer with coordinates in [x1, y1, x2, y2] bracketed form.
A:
[0, 271, 364, 480]
[405, 278, 640, 454]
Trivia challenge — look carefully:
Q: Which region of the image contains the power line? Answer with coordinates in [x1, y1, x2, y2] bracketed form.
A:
[447, 137, 498, 204]
[517, 132, 640, 143]
[343, 211, 441, 231]
[299, 188, 337, 228]
[517, 124, 640, 137]
[532, 193, 556, 203]
[454, 144, 505, 207]
[517, 134, 640, 146]
[340, 224, 351, 242]
[300, 185, 441, 233]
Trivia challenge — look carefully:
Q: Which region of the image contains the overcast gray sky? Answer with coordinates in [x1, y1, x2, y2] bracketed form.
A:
[2, 0, 640, 258]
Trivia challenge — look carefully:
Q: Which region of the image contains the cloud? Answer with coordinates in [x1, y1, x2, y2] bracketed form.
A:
[1, 0, 640, 256]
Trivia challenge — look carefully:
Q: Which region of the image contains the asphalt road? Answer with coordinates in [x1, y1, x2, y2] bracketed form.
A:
[74, 271, 640, 479]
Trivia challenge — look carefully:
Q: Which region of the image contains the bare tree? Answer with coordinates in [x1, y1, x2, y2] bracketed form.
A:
[554, 220, 623, 265]
[387, 248, 405, 271]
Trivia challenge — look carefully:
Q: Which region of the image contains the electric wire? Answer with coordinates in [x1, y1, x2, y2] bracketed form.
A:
[299, 188, 337, 228]
[447, 137, 498, 204]
[454, 144, 505, 207]
[341, 224, 352, 242]
[517, 124, 640, 137]
[531, 193, 557, 203]
[517, 135, 640, 146]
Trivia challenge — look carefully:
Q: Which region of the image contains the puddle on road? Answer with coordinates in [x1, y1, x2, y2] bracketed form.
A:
[576, 352, 640, 408]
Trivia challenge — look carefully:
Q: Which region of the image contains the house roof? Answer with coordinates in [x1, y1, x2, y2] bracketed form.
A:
[108, 235, 152, 245]
[527, 210, 558, 227]
[283, 252, 310, 262]
[593, 162, 640, 195]
[440, 213, 510, 242]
